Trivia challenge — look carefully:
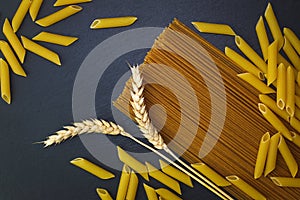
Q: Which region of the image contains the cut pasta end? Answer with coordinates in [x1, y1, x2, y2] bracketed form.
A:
[286, 106, 295, 117]
[96, 188, 108, 195]
[258, 103, 267, 114]
[2, 94, 11, 104]
[277, 99, 285, 110]
[70, 157, 84, 164]
[235, 36, 241, 47]
[70, 5, 83, 11]
[270, 177, 282, 186]
[225, 175, 239, 182]
[90, 20, 101, 29]
[258, 72, 265, 80]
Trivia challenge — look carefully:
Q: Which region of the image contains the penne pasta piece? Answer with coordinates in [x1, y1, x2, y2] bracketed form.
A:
[116, 165, 131, 200]
[126, 171, 138, 200]
[159, 160, 193, 187]
[237, 73, 275, 94]
[70, 157, 115, 179]
[155, 188, 182, 200]
[0, 40, 26, 77]
[278, 135, 298, 177]
[143, 184, 158, 200]
[286, 66, 295, 116]
[297, 71, 300, 88]
[21, 36, 61, 66]
[264, 3, 284, 49]
[0, 59, 11, 104]
[295, 107, 300, 120]
[54, 0, 92, 6]
[296, 95, 300, 108]
[296, 85, 300, 96]
[117, 146, 149, 181]
[90, 17, 137, 29]
[29, 0, 43, 21]
[235, 36, 267, 74]
[255, 16, 269, 61]
[291, 131, 300, 148]
[32, 31, 78, 46]
[12, 0, 32, 32]
[290, 117, 300, 133]
[225, 47, 264, 80]
[284, 27, 300, 55]
[271, 177, 300, 187]
[264, 133, 280, 176]
[191, 22, 235, 36]
[96, 188, 113, 200]
[254, 132, 270, 179]
[258, 103, 292, 141]
[276, 63, 286, 110]
[267, 40, 278, 86]
[146, 162, 181, 195]
[35, 5, 82, 27]
[191, 162, 231, 187]
[283, 37, 300, 71]
[3, 19, 26, 63]
[226, 175, 266, 200]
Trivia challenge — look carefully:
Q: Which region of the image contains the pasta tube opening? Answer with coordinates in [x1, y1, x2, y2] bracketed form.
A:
[226, 175, 239, 182]
[70, 5, 82, 10]
[90, 20, 100, 28]
[270, 177, 282, 186]
[97, 188, 108, 195]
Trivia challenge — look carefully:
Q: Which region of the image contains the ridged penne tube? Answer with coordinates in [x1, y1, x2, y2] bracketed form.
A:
[264, 3, 284, 49]
[0, 40, 26, 77]
[12, 0, 32, 32]
[225, 175, 266, 200]
[286, 66, 295, 116]
[235, 36, 267, 73]
[3, 19, 26, 63]
[116, 165, 131, 200]
[291, 131, 300, 148]
[267, 40, 278, 86]
[297, 72, 300, 88]
[126, 172, 138, 200]
[237, 73, 275, 94]
[32, 31, 78, 46]
[264, 133, 280, 176]
[191, 163, 231, 187]
[278, 135, 298, 177]
[155, 188, 182, 200]
[254, 132, 270, 179]
[0, 59, 11, 104]
[295, 95, 300, 108]
[276, 63, 286, 110]
[29, 0, 43, 21]
[283, 37, 300, 71]
[143, 184, 158, 200]
[255, 16, 269, 61]
[290, 117, 300, 133]
[271, 177, 300, 187]
[191, 22, 235, 36]
[258, 103, 292, 141]
[146, 162, 181, 195]
[159, 160, 193, 187]
[54, 0, 92, 6]
[35, 5, 82, 27]
[225, 47, 264, 80]
[117, 146, 149, 181]
[21, 36, 61, 66]
[284, 27, 300, 55]
[90, 17, 137, 29]
[70, 157, 115, 179]
[96, 188, 113, 200]
[296, 85, 300, 96]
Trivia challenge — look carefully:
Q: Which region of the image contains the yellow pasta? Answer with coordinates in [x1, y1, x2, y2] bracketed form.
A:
[155, 188, 182, 200]
[12, 0, 32, 32]
[297, 71, 300, 88]
[291, 131, 300, 148]
[278, 135, 298, 177]
[267, 40, 278, 86]
[277, 53, 292, 69]
[146, 162, 181, 195]
[264, 133, 280, 176]
[35, 5, 82, 27]
[3, 18, 26, 63]
[117, 146, 149, 181]
[191, 22, 235, 36]
[90, 17, 137, 29]
[258, 103, 292, 141]
[54, 0, 92, 6]
[191, 163, 231, 187]
[276, 63, 286, 110]
[116, 165, 131, 200]
[0, 59, 11, 104]
[143, 184, 158, 200]
[235, 36, 267, 73]
[32, 31, 78, 46]
[290, 117, 300, 133]
[254, 132, 270, 179]
[21, 36, 61, 66]
[264, 3, 284, 49]
[271, 177, 300, 187]
[295, 95, 300, 108]
[296, 85, 300, 96]
[159, 160, 193, 187]
[284, 27, 300, 55]
[286, 66, 295, 116]
[70, 157, 115, 179]
[255, 16, 269, 61]
[126, 171, 138, 200]
[225, 47, 264, 80]
[0, 40, 26, 77]
[283, 37, 300, 71]
[29, 0, 43, 21]
[237, 73, 275, 94]
[295, 107, 300, 120]
[225, 175, 266, 200]
[96, 188, 113, 200]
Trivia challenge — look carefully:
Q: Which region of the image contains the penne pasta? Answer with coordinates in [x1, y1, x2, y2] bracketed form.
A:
[0, 59, 11, 104]
[237, 73, 275, 94]
[155, 188, 182, 200]
[291, 131, 300, 148]
[290, 117, 300, 133]
[146, 162, 181, 195]
[191, 163, 231, 187]
[54, 0, 92, 6]
[278, 135, 298, 177]
[284, 27, 300, 55]
[286, 66, 295, 116]
[96, 188, 113, 200]
[235, 36, 267, 74]
[254, 132, 270, 179]
[297, 71, 300, 88]
[295, 107, 300, 120]
[12, 0, 32, 32]
[255, 16, 269, 61]
[29, 0, 43, 21]
[126, 171, 138, 200]
[70, 157, 115, 179]
[225, 175, 266, 200]
[191, 22, 235, 36]
[159, 160, 193, 187]
[21, 36, 61, 66]
[267, 40, 278, 86]
[32, 31, 78, 46]
[116, 165, 131, 200]
[3, 18, 26, 63]
[0, 40, 26, 77]
[35, 5, 82, 27]
[295, 95, 300, 108]
[283, 37, 300, 71]
[276, 63, 286, 110]
[225, 47, 264, 80]
[143, 184, 158, 200]
[264, 133, 280, 176]
[90, 17, 137, 29]
[296, 85, 300, 96]
[271, 177, 300, 187]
